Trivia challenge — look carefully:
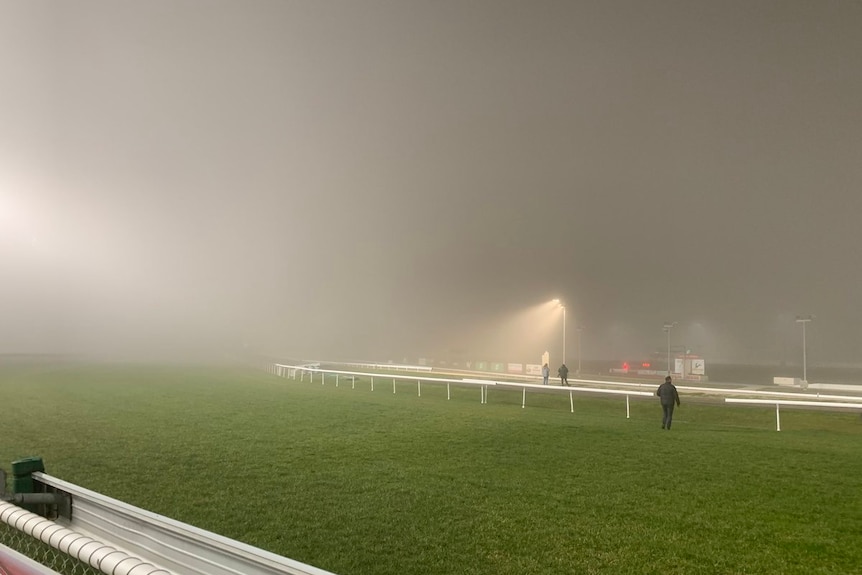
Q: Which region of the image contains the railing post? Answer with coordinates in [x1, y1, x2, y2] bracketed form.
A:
[776, 403, 781, 432]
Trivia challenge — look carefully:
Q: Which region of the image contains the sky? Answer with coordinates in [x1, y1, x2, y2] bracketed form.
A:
[1, 1, 861, 366]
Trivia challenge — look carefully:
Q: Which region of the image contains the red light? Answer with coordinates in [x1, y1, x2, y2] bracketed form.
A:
[642, 362, 651, 368]
[622, 362, 629, 371]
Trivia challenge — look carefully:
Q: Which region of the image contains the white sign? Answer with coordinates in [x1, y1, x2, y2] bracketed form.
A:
[691, 359, 705, 375]
[674, 358, 684, 374]
[773, 377, 799, 386]
[507, 363, 524, 373]
[526, 364, 543, 376]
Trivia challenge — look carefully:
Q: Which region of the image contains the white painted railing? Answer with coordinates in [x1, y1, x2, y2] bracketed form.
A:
[0, 499, 172, 575]
[270, 362, 862, 427]
[341, 362, 433, 372]
[523, 374, 862, 403]
[273, 364, 653, 417]
[724, 398, 862, 431]
[20, 474, 337, 575]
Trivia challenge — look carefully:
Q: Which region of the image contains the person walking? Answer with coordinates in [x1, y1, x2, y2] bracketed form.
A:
[558, 363, 569, 386]
[656, 375, 681, 429]
[542, 363, 550, 385]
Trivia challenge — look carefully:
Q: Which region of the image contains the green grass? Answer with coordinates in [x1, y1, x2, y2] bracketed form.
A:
[1, 361, 861, 575]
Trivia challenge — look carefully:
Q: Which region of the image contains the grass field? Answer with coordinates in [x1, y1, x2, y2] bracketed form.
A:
[1, 360, 861, 575]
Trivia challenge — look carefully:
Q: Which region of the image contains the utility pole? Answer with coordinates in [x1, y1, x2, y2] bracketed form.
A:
[576, 326, 583, 374]
[795, 315, 814, 383]
[562, 305, 567, 365]
[552, 299, 566, 365]
[663, 322, 677, 376]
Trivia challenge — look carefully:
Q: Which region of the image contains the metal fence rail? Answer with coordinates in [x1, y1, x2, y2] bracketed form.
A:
[724, 398, 862, 431]
[274, 363, 654, 416]
[0, 500, 170, 575]
[31, 474, 336, 575]
[273, 362, 862, 427]
[1, 471, 338, 575]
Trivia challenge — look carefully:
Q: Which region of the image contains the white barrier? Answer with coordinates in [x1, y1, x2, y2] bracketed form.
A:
[274, 362, 862, 426]
[0, 499, 173, 575]
[341, 362, 432, 372]
[808, 383, 862, 393]
[274, 364, 652, 417]
[724, 398, 862, 431]
[544, 375, 862, 404]
[24, 474, 337, 575]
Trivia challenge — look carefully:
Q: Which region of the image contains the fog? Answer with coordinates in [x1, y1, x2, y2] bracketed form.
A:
[2, 1, 861, 366]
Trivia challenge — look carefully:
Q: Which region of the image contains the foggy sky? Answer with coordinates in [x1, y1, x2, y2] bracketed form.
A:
[2, 1, 861, 366]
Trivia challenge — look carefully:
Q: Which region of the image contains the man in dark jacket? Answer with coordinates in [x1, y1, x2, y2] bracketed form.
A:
[656, 375, 681, 429]
[558, 364, 569, 386]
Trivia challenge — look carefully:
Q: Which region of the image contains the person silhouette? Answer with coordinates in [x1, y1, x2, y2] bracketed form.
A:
[558, 364, 569, 386]
[656, 375, 681, 429]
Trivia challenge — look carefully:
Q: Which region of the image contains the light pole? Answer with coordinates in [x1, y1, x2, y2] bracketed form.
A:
[663, 322, 677, 376]
[576, 326, 583, 374]
[553, 299, 566, 365]
[561, 305, 567, 365]
[796, 315, 813, 383]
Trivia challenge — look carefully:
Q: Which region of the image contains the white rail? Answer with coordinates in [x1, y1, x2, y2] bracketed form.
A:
[274, 364, 652, 416]
[271, 362, 862, 427]
[30, 473, 337, 575]
[341, 362, 433, 372]
[724, 398, 862, 431]
[545, 376, 862, 403]
[0, 500, 171, 575]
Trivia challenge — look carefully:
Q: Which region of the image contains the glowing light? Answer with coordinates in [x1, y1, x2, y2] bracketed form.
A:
[0, 180, 44, 251]
[0, 191, 27, 239]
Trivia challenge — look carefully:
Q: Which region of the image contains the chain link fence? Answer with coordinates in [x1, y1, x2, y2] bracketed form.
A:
[0, 522, 99, 575]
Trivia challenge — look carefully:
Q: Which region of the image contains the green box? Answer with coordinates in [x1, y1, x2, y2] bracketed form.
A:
[12, 457, 44, 477]
[11, 457, 44, 495]
[13, 475, 35, 494]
